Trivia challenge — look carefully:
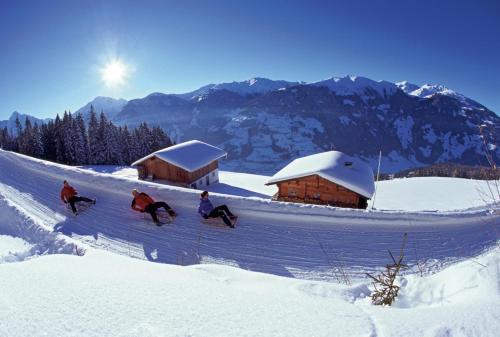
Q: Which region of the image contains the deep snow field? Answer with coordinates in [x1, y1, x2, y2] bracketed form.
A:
[1, 150, 499, 336]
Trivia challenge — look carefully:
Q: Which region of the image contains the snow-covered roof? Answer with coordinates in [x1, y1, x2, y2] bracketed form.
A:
[266, 151, 375, 199]
[131, 140, 227, 172]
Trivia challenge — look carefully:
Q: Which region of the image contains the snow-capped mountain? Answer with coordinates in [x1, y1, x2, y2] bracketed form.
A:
[0, 111, 49, 135]
[311, 75, 398, 98]
[176, 77, 300, 100]
[74, 96, 128, 121]
[408, 84, 455, 98]
[396, 81, 419, 94]
[112, 75, 499, 174]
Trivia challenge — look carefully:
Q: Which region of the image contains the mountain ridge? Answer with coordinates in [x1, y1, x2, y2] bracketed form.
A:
[3, 75, 498, 174]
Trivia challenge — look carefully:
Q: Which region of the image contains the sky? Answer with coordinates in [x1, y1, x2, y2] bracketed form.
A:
[0, 0, 499, 119]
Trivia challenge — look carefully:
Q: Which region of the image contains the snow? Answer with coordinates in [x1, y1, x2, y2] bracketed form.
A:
[207, 171, 277, 198]
[0, 235, 32, 261]
[410, 84, 461, 99]
[0, 150, 499, 335]
[343, 98, 355, 106]
[0, 244, 498, 336]
[131, 140, 227, 172]
[396, 80, 419, 93]
[267, 151, 375, 199]
[74, 96, 127, 120]
[370, 177, 500, 211]
[178, 77, 299, 99]
[312, 75, 398, 97]
[393, 115, 415, 149]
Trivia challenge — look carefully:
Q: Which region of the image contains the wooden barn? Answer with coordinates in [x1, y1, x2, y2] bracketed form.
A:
[131, 140, 227, 189]
[266, 151, 375, 209]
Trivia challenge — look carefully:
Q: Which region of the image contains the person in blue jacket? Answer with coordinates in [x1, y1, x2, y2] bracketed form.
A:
[198, 190, 237, 228]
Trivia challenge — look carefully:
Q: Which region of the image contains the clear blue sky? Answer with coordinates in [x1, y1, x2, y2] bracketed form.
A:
[1, 0, 499, 119]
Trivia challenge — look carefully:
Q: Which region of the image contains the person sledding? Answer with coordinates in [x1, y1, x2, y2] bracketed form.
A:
[60, 180, 96, 215]
[198, 191, 237, 228]
[131, 189, 177, 225]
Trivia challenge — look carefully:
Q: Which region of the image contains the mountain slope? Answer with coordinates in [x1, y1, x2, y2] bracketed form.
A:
[74, 96, 127, 120]
[0, 111, 49, 135]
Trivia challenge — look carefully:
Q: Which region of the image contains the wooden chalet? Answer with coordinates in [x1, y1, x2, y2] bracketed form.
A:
[266, 151, 375, 209]
[131, 140, 227, 189]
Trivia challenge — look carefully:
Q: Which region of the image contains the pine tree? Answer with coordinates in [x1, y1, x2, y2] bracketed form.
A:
[32, 123, 44, 158]
[14, 116, 22, 151]
[74, 114, 88, 164]
[88, 106, 100, 164]
[54, 114, 66, 163]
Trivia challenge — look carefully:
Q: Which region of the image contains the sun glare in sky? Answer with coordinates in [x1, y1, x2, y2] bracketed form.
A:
[100, 59, 129, 87]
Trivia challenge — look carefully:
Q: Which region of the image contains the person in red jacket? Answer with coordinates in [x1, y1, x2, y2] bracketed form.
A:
[131, 189, 176, 225]
[60, 180, 95, 215]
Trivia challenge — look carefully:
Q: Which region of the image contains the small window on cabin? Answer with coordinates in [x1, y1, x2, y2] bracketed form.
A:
[288, 189, 297, 197]
[313, 192, 321, 200]
[212, 172, 215, 177]
[191, 183, 197, 189]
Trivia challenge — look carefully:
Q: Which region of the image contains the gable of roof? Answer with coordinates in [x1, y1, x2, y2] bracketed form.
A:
[131, 140, 227, 172]
[266, 151, 375, 199]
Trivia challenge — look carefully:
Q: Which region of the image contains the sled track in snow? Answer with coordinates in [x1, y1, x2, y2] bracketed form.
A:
[0, 150, 498, 281]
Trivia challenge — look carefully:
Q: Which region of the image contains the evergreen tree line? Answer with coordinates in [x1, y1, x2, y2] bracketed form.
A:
[379, 162, 500, 181]
[0, 106, 173, 166]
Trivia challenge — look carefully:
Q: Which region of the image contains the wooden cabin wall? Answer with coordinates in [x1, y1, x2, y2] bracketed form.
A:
[188, 161, 218, 182]
[142, 157, 190, 183]
[276, 175, 364, 208]
[138, 157, 218, 184]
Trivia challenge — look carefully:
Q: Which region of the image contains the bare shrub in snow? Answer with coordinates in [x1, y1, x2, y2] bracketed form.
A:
[74, 245, 86, 256]
[314, 234, 351, 285]
[367, 233, 408, 306]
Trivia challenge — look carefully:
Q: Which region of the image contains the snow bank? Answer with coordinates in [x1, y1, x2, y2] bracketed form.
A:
[0, 181, 82, 263]
[359, 247, 500, 337]
[0, 245, 498, 337]
[370, 177, 500, 212]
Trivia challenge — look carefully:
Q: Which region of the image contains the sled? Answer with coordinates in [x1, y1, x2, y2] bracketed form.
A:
[201, 215, 237, 228]
[66, 199, 95, 215]
[143, 209, 176, 225]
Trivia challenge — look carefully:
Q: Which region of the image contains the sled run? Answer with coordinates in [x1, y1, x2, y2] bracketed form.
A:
[0, 149, 498, 280]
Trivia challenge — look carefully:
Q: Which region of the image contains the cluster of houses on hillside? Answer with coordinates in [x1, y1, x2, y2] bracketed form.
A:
[131, 140, 375, 209]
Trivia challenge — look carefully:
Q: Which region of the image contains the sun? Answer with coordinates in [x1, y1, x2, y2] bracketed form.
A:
[100, 59, 129, 87]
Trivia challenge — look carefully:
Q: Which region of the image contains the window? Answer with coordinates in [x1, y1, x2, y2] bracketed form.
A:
[288, 189, 297, 197]
[206, 176, 210, 186]
[212, 172, 215, 177]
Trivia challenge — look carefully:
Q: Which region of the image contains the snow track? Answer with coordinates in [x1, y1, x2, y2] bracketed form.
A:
[0, 150, 498, 280]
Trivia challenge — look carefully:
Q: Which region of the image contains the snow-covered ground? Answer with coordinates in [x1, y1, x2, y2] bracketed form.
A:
[0, 246, 498, 337]
[0, 235, 32, 262]
[1, 150, 499, 336]
[370, 177, 499, 211]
